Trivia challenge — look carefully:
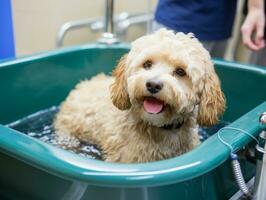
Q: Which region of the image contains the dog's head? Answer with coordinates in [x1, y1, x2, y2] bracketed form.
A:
[111, 29, 225, 128]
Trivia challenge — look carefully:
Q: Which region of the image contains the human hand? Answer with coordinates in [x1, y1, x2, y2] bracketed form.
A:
[241, 7, 265, 51]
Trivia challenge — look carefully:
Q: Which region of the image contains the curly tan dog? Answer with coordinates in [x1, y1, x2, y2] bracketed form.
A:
[54, 29, 225, 163]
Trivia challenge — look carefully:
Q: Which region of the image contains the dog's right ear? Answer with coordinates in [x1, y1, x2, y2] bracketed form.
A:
[110, 54, 131, 110]
[197, 70, 225, 126]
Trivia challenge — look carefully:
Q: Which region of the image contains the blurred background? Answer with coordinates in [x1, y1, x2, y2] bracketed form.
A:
[0, 0, 252, 63]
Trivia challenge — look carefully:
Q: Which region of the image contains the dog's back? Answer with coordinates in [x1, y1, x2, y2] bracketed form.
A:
[54, 74, 124, 145]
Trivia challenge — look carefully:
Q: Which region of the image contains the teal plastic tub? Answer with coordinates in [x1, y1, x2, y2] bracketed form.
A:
[0, 43, 265, 200]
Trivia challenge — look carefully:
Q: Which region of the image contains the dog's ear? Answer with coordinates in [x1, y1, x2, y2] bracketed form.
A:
[197, 70, 225, 126]
[110, 54, 131, 110]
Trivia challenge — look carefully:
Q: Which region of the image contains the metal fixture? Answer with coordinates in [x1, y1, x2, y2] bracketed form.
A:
[230, 153, 251, 197]
[56, 12, 129, 47]
[56, 18, 99, 47]
[217, 127, 260, 198]
[253, 112, 266, 200]
[116, 13, 153, 34]
[57, 0, 121, 47]
[98, 0, 119, 44]
[90, 12, 129, 32]
[97, 32, 119, 45]
[56, 0, 154, 47]
[104, 0, 114, 33]
[260, 112, 266, 124]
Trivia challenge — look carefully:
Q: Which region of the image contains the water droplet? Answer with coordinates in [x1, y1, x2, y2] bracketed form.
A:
[27, 132, 37, 137]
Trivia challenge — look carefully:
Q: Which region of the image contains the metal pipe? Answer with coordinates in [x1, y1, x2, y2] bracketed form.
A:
[56, 12, 129, 48]
[230, 153, 251, 197]
[104, 0, 114, 33]
[98, 0, 119, 44]
[90, 12, 129, 32]
[56, 0, 117, 47]
[56, 18, 100, 47]
[116, 13, 153, 34]
[56, 1, 153, 46]
[253, 112, 266, 200]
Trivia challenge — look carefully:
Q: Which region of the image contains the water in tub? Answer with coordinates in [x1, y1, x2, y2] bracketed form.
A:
[7, 106, 229, 160]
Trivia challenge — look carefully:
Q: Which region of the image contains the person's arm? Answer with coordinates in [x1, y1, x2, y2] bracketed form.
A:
[241, 0, 265, 50]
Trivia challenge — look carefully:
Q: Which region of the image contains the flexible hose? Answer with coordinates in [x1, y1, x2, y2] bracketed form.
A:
[217, 127, 259, 198]
[230, 153, 251, 197]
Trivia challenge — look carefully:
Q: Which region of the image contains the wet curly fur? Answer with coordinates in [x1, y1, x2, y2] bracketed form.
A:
[54, 29, 225, 163]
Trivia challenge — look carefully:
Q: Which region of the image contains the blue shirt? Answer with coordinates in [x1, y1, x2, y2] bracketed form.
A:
[155, 0, 237, 41]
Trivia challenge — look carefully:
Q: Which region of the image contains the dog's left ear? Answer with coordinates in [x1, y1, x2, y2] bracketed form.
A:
[197, 70, 225, 126]
[110, 54, 131, 110]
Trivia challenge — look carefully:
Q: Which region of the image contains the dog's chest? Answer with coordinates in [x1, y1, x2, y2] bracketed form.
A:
[117, 131, 193, 163]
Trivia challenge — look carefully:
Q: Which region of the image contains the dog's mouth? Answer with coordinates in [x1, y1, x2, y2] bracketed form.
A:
[143, 97, 165, 114]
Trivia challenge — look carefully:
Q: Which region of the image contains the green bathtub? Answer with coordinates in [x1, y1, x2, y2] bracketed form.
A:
[0, 43, 265, 200]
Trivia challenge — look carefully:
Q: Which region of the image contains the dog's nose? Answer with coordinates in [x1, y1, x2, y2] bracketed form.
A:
[146, 80, 164, 94]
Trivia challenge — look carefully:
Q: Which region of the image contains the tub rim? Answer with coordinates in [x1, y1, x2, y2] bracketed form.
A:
[0, 102, 265, 187]
[0, 43, 265, 187]
[0, 42, 265, 76]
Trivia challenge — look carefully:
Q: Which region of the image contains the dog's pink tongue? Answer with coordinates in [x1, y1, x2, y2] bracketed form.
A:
[143, 98, 164, 114]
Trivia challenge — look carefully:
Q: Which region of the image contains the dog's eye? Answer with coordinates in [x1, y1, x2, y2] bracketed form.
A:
[174, 68, 186, 77]
[143, 60, 153, 69]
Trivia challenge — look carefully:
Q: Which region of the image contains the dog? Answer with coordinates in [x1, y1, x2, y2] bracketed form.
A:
[54, 29, 225, 163]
